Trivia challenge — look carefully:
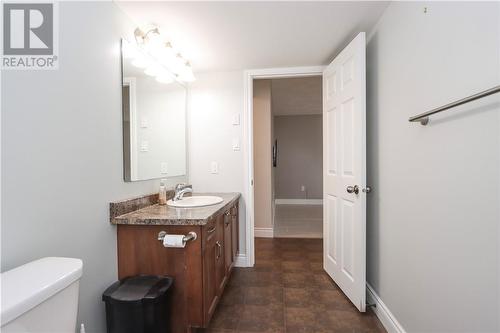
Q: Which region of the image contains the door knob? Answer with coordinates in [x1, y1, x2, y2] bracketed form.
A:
[362, 186, 372, 193]
[346, 185, 359, 194]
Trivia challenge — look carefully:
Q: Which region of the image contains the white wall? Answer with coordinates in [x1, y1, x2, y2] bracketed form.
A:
[366, 2, 500, 332]
[1, 3, 185, 332]
[189, 71, 247, 252]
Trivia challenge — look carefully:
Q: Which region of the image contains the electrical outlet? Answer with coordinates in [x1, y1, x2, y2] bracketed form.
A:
[301, 185, 306, 192]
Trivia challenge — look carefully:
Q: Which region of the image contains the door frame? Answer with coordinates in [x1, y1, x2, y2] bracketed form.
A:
[242, 66, 325, 267]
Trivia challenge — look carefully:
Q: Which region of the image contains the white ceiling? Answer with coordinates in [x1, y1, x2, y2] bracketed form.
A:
[271, 77, 322, 116]
[116, 1, 389, 73]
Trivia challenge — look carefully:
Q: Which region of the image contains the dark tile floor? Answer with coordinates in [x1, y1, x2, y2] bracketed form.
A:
[199, 238, 386, 333]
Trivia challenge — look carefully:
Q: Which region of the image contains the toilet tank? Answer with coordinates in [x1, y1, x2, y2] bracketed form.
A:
[1, 257, 83, 333]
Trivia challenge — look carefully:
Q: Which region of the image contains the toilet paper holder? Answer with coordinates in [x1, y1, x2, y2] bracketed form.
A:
[157, 231, 197, 243]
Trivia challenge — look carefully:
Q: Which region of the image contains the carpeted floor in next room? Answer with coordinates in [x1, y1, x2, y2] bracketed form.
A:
[199, 237, 386, 333]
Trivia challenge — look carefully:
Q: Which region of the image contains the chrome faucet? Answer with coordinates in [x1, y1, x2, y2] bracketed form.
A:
[173, 183, 193, 201]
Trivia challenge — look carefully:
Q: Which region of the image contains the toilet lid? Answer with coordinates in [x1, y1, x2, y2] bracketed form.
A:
[1, 257, 83, 326]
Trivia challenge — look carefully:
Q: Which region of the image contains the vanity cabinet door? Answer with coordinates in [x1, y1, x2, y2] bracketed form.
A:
[203, 219, 218, 324]
[223, 211, 233, 274]
[215, 214, 226, 296]
[231, 204, 239, 260]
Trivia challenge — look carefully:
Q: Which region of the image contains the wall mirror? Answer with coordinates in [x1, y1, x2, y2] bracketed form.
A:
[121, 39, 187, 182]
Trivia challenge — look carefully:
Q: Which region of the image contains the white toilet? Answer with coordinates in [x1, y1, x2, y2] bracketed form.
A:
[1, 257, 83, 333]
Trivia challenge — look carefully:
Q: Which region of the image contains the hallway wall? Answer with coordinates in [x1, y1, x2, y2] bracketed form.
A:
[253, 80, 273, 232]
[366, 2, 500, 331]
[274, 115, 323, 199]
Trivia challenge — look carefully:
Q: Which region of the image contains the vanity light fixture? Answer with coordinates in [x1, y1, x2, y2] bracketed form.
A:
[128, 25, 196, 83]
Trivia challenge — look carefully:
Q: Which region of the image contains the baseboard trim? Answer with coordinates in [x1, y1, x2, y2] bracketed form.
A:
[275, 199, 323, 205]
[234, 254, 249, 267]
[254, 227, 274, 238]
[273, 232, 323, 239]
[366, 284, 406, 333]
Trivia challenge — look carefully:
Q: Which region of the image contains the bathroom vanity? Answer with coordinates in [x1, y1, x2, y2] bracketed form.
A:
[115, 39, 229, 332]
[110, 192, 240, 333]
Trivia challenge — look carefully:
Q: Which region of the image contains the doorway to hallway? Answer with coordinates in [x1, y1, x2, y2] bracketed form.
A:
[253, 76, 323, 239]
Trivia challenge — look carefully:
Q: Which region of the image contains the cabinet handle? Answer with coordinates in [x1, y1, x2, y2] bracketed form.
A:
[216, 241, 222, 259]
[207, 226, 216, 234]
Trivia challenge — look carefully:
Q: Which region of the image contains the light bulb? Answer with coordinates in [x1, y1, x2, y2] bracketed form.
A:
[179, 71, 195, 82]
[145, 33, 164, 57]
[162, 59, 180, 74]
[178, 62, 196, 82]
[144, 64, 164, 77]
[156, 74, 174, 84]
[156, 44, 177, 65]
[170, 55, 187, 75]
[179, 71, 196, 82]
[131, 55, 149, 68]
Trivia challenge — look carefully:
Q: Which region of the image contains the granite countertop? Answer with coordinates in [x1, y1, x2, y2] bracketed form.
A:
[111, 192, 240, 226]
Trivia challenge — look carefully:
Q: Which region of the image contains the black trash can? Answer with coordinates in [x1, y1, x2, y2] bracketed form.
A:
[102, 275, 173, 333]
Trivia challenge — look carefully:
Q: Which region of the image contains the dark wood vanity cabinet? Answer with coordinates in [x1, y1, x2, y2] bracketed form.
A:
[223, 211, 233, 274]
[202, 214, 226, 324]
[202, 216, 219, 323]
[215, 215, 227, 296]
[231, 205, 239, 263]
[117, 199, 239, 333]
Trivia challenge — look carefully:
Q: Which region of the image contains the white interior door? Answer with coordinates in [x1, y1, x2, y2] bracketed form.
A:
[323, 32, 367, 312]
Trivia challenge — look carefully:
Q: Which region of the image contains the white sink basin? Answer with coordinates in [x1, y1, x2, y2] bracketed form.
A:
[167, 196, 224, 208]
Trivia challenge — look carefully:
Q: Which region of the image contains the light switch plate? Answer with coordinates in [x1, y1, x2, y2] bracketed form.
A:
[232, 138, 240, 151]
[140, 141, 149, 152]
[232, 113, 240, 125]
[211, 161, 219, 174]
[140, 118, 149, 128]
[161, 162, 168, 174]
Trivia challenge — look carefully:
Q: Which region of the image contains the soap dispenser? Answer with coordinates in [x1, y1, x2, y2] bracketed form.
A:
[159, 179, 167, 205]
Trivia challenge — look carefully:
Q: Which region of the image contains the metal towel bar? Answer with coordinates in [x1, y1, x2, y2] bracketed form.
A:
[409, 85, 500, 125]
